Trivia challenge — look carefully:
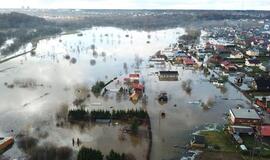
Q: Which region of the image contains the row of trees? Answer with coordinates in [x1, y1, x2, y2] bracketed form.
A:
[78, 147, 129, 160]
[179, 28, 201, 45]
[68, 109, 149, 122]
[91, 81, 105, 96]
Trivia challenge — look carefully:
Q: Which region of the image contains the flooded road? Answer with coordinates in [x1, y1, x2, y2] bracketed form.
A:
[0, 27, 250, 160]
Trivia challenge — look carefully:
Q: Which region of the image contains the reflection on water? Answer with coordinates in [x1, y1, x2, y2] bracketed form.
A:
[0, 27, 249, 160]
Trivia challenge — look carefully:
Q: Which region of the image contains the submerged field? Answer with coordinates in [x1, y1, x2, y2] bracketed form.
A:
[0, 27, 251, 160]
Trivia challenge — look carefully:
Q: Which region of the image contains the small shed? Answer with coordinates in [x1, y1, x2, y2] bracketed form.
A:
[229, 125, 254, 135]
[158, 71, 179, 81]
[190, 135, 206, 148]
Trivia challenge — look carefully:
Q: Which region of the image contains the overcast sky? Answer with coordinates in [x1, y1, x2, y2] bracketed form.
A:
[1, 0, 270, 10]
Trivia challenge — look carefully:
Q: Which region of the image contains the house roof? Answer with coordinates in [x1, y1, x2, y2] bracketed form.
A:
[259, 126, 270, 136]
[230, 109, 261, 120]
[230, 125, 254, 134]
[255, 77, 270, 90]
[183, 58, 195, 65]
[192, 135, 206, 144]
[175, 51, 186, 57]
[248, 59, 261, 64]
[159, 71, 179, 75]
[129, 74, 140, 78]
[221, 61, 231, 66]
[132, 83, 144, 90]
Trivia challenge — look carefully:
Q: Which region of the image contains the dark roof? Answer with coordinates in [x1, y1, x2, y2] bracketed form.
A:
[231, 125, 254, 134]
[248, 59, 261, 64]
[159, 71, 179, 75]
[255, 77, 270, 91]
[192, 135, 206, 144]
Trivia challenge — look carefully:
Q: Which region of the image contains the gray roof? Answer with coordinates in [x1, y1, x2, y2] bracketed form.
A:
[230, 125, 254, 134]
[230, 109, 260, 120]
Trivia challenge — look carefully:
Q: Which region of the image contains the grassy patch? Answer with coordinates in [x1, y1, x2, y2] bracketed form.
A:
[199, 130, 236, 152]
[198, 151, 244, 160]
[241, 135, 270, 158]
[245, 91, 270, 97]
[228, 58, 245, 64]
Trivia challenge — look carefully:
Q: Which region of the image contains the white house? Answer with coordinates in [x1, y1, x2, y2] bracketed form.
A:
[246, 49, 260, 57]
[230, 51, 244, 59]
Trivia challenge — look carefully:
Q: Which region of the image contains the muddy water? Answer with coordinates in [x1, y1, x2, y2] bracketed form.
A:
[0, 27, 249, 160]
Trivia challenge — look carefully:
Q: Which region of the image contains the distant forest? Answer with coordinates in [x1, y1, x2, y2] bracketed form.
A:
[0, 12, 61, 55]
[0, 10, 270, 55]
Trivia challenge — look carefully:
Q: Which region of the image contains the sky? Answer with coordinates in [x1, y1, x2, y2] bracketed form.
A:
[1, 0, 270, 10]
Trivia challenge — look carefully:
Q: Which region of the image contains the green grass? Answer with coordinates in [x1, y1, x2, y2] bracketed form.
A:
[199, 130, 236, 152]
[247, 91, 270, 97]
[241, 135, 270, 158]
[198, 130, 270, 159]
[228, 59, 245, 64]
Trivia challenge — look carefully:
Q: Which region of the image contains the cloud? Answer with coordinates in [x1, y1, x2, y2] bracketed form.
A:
[1, 0, 270, 10]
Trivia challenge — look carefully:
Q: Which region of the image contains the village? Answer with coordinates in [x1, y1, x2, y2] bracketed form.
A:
[148, 22, 270, 159]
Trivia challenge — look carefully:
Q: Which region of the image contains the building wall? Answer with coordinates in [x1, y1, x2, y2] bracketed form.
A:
[233, 118, 260, 126]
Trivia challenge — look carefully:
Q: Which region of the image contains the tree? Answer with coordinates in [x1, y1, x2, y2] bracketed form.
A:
[130, 118, 139, 135]
[106, 150, 126, 160]
[77, 147, 103, 160]
[91, 81, 105, 96]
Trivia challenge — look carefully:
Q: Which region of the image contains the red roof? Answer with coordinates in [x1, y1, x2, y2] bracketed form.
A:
[129, 74, 140, 78]
[221, 60, 231, 66]
[260, 126, 270, 136]
[183, 58, 195, 65]
[132, 83, 144, 90]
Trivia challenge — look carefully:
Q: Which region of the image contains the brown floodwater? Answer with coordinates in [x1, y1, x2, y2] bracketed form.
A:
[0, 27, 250, 160]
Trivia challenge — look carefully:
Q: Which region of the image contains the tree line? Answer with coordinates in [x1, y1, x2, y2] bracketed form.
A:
[68, 109, 149, 122]
[78, 147, 133, 160]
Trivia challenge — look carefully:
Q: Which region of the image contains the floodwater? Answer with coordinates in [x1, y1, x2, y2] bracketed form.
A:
[0, 27, 250, 160]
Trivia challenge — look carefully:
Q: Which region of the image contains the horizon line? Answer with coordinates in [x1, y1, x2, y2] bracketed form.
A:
[1, 8, 270, 11]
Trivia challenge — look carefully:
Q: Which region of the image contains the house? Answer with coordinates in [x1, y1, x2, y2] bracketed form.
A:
[196, 49, 209, 61]
[162, 50, 174, 60]
[132, 83, 144, 93]
[260, 62, 270, 73]
[175, 50, 186, 57]
[183, 57, 195, 66]
[0, 137, 14, 153]
[245, 58, 262, 67]
[129, 74, 140, 81]
[215, 45, 231, 54]
[221, 61, 237, 71]
[257, 125, 270, 137]
[209, 55, 223, 63]
[229, 108, 261, 126]
[190, 135, 206, 148]
[255, 98, 270, 113]
[252, 77, 270, 92]
[230, 50, 244, 59]
[174, 51, 187, 64]
[246, 49, 260, 57]
[158, 71, 179, 81]
[229, 125, 254, 135]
